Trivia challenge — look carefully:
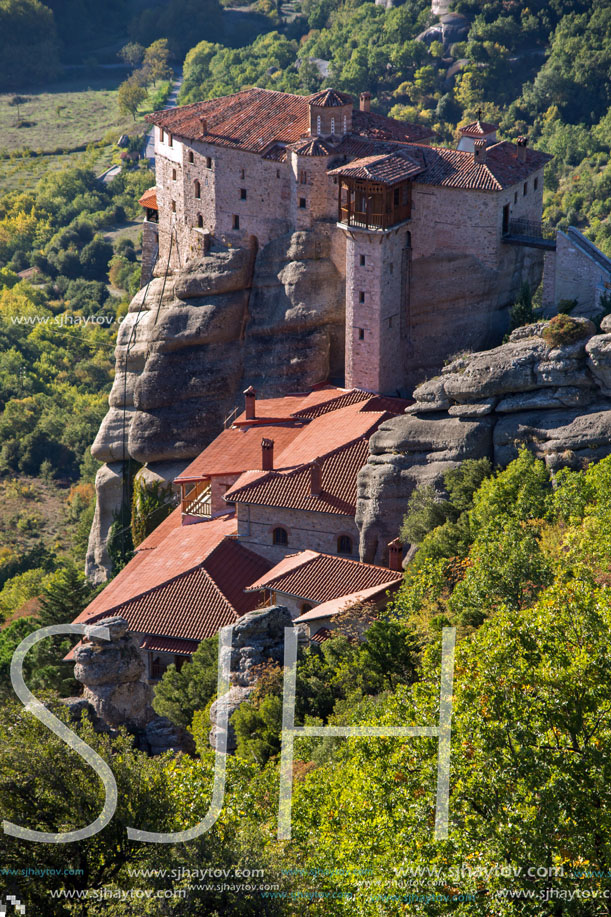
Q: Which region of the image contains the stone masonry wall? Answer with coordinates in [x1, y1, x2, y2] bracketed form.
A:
[236, 503, 360, 564]
[541, 228, 611, 319]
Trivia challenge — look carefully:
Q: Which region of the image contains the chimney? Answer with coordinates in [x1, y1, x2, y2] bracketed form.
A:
[310, 460, 322, 496]
[244, 385, 256, 420]
[473, 138, 487, 163]
[261, 437, 274, 471]
[359, 92, 371, 112]
[516, 135, 528, 163]
[388, 538, 404, 572]
[200, 117, 207, 136]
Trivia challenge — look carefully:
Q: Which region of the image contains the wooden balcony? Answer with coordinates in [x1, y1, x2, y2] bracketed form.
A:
[337, 178, 411, 231]
[181, 479, 212, 517]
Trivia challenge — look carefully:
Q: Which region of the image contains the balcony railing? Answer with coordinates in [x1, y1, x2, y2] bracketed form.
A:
[181, 480, 212, 517]
[339, 201, 411, 231]
[505, 219, 555, 241]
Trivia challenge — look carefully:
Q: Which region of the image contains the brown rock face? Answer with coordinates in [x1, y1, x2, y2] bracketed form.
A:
[357, 320, 611, 564]
[86, 228, 344, 581]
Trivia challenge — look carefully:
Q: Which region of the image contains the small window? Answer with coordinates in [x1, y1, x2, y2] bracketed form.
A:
[300, 170, 308, 185]
[514, 191, 518, 204]
[331, 117, 335, 134]
[276, 169, 280, 178]
[168, 132, 173, 147]
[240, 188, 247, 200]
[194, 180, 201, 199]
[523, 182, 528, 196]
[534, 176, 539, 191]
[337, 535, 353, 555]
[273, 527, 288, 546]
[197, 214, 203, 228]
[360, 254, 366, 266]
[299, 197, 306, 209]
[358, 328, 364, 340]
[232, 215, 240, 230]
[389, 263, 394, 274]
[206, 157, 212, 169]
[172, 168, 177, 181]
[188, 151, 194, 163]
[359, 291, 365, 303]
[160, 128, 165, 143]
[240, 168, 245, 180]
[316, 115, 321, 134]
[343, 115, 347, 134]
[172, 200, 176, 213]
[388, 316, 393, 328]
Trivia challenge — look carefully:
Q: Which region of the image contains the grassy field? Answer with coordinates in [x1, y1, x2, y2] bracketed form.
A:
[0, 73, 161, 195]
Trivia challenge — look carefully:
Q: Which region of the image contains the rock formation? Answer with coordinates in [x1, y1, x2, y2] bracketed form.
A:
[209, 605, 293, 753]
[357, 316, 611, 563]
[72, 616, 192, 755]
[87, 229, 344, 581]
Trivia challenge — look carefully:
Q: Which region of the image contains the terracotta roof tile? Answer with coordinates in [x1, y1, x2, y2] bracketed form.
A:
[247, 551, 402, 603]
[309, 88, 353, 107]
[74, 513, 238, 624]
[459, 119, 498, 137]
[75, 536, 271, 643]
[138, 187, 158, 209]
[262, 143, 288, 162]
[290, 136, 332, 157]
[174, 423, 305, 482]
[225, 437, 370, 515]
[292, 389, 372, 418]
[310, 627, 332, 643]
[273, 401, 388, 468]
[328, 150, 423, 184]
[141, 634, 199, 655]
[136, 505, 182, 551]
[408, 141, 552, 191]
[351, 109, 434, 143]
[294, 581, 402, 622]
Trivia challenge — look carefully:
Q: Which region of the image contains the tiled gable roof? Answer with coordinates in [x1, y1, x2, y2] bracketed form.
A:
[273, 400, 388, 467]
[294, 581, 402, 622]
[136, 505, 182, 551]
[351, 109, 434, 143]
[75, 530, 271, 643]
[246, 550, 402, 603]
[291, 388, 372, 418]
[225, 436, 370, 515]
[328, 150, 423, 184]
[74, 513, 238, 624]
[147, 88, 311, 153]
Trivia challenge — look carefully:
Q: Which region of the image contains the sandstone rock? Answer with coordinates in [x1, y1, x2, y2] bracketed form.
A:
[586, 334, 611, 394]
[209, 605, 293, 752]
[495, 386, 593, 413]
[600, 314, 611, 333]
[85, 463, 123, 584]
[410, 377, 450, 412]
[448, 400, 497, 416]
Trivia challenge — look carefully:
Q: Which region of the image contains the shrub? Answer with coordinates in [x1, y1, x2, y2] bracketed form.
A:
[542, 314, 592, 347]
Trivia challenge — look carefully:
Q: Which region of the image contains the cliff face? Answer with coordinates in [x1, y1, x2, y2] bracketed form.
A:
[86, 228, 344, 582]
[357, 317, 611, 564]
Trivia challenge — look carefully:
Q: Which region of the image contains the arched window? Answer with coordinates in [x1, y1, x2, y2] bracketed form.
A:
[343, 115, 347, 134]
[316, 115, 321, 135]
[331, 117, 335, 135]
[197, 214, 203, 228]
[194, 180, 201, 199]
[337, 535, 353, 555]
[273, 527, 288, 546]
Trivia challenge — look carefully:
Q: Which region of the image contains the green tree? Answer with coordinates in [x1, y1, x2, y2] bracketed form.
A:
[0, 0, 60, 90]
[510, 280, 534, 329]
[118, 40, 144, 70]
[143, 38, 172, 86]
[117, 76, 147, 120]
[153, 634, 219, 727]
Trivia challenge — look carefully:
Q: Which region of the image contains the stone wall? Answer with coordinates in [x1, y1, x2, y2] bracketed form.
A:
[235, 503, 360, 563]
[357, 317, 611, 564]
[542, 228, 611, 319]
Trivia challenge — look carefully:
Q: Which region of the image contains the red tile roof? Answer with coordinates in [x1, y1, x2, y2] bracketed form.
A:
[351, 109, 434, 144]
[174, 422, 305, 482]
[136, 505, 183, 551]
[310, 627, 332, 644]
[294, 581, 402, 622]
[146, 88, 434, 154]
[291, 388, 372, 419]
[309, 88, 353, 107]
[138, 187, 158, 209]
[328, 150, 423, 184]
[74, 513, 238, 624]
[225, 436, 370, 515]
[290, 137, 332, 157]
[141, 634, 198, 655]
[406, 140, 552, 191]
[76, 534, 271, 643]
[247, 551, 402, 603]
[459, 119, 498, 137]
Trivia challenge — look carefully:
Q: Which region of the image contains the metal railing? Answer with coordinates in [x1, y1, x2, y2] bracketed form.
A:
[506, 218, 555, 241]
